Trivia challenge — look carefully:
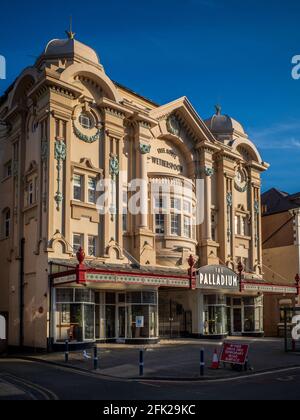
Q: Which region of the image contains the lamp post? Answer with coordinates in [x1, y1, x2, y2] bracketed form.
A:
[295, 274, 300, 306]
[188, 255, 196, 290]
[238, 261, 244, 294]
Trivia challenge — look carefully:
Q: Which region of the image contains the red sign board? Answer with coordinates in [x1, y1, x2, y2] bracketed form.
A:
[220, 343, 249, 365]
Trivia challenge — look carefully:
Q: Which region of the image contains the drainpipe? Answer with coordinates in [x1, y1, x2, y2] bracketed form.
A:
[20, 238, 25, 348]
[48, 263, 54, 353]
[293, 209, 300, 278]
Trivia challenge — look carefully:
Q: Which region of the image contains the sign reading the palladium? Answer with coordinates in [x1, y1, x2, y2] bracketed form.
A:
[197, 265, 239, 290]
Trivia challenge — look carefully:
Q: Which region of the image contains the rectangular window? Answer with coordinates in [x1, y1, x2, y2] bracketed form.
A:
[73, 174, 83, 201]
[212, 226, 216, 242]
[183, 200, 191, 214]
[184, 216, 192, 238]
[242, 217, 248, 236]
[88, 177, 96, 204]
[155, 214, 165, 235]
[88, 236, 96, 257]
[235, 215, 241, 235]
[73, 234, 83, 253]
[123, 190, 128, 232]
[171, 197, 181, 212]
[56, 289, 74, 303]
[211, 212, 217, 242]
[28, 181, 34, 206]
[4, 210, 10, 238]
[171, 214, 180, 236]
[155, 196, 164, 209]
[3, 161, 12, 179]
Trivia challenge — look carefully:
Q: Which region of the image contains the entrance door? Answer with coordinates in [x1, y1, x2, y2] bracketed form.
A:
[233, 308, 243, 334]
[118, 306, 126, 339]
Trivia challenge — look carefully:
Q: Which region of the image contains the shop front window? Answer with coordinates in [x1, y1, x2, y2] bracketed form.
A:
[203, 295, 228, 336]
[226, 296, 264, 334]
[243, 296, 263, 333]
[55, 289, 158, 343]
[126, 292, 158, 339]
[105, 306, 116, 339]
[55, 288, 95, 343]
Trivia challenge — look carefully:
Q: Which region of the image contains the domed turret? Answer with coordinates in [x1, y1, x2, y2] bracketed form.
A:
[205, 105, 247, 141]
[44, 37, 100, 65]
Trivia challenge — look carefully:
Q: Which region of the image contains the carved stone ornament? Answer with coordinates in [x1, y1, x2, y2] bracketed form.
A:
[140, 144, 151, 155]
[166, 115, 181, 137]
[54, 141, 66, 161]
[227, 192, 233, 207]
[110, 156, 120, 179]
[73, 124, 101, 144]
[205, 167, 215, 177]
[234, 167, 248, 193]
[54, 141, 66, 210]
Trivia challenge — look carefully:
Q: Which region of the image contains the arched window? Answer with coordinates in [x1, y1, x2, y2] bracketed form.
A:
[3, 209, 10, 238]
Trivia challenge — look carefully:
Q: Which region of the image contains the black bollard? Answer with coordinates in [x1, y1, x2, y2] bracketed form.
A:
[139, 349, 144, 377]
[65, 340, 69, 363]
[94, 346, 99, 370]
[200, 349, 205, 377]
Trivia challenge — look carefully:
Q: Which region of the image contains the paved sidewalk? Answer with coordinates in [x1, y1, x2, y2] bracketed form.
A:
[17, 337, 300, 380]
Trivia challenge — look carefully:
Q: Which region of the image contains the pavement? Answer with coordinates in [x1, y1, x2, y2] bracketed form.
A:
[16, 337, 300, 380]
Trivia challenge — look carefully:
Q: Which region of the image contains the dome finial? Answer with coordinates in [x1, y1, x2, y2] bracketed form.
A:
[215, 104, 222, 116]
[65, 15, 76, 40]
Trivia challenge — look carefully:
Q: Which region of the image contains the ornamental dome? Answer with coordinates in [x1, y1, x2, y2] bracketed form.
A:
[44, 38, 100, 65]
[205, 105, 246, 136]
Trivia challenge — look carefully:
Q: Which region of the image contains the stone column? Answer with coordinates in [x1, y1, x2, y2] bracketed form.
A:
[139, 143, 151, 229]
[204, 167, 213, 241]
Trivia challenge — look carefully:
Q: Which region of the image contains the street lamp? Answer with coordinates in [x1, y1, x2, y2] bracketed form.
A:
[188, 255, 196, 290]
[295, 274, 300, 302]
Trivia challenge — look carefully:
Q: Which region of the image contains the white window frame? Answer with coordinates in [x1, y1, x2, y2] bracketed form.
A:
[171, 214, 180, 236]
[73, 233, 84, 253]
[183, 215, 192, 239]
[155, 214, 165, 235]
[88, 235, 97, 257]
[79, 113, 93, 130]
[73, 174, 84, 202]
[88, 177, 97, 204]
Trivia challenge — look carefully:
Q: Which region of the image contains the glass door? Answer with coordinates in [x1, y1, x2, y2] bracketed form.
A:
[118, 306, 126, 339]
[233, 308, 243, 334]
[83, 304, 95, 341]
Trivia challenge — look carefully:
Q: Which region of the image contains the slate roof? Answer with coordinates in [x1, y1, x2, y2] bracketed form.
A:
[262, 188, 300, 216]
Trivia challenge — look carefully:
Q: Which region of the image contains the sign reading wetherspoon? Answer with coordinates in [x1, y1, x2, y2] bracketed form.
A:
[196, 265, 239, 290]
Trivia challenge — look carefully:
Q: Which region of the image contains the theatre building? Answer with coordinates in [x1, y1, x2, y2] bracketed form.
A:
[0, 32, 293, 351]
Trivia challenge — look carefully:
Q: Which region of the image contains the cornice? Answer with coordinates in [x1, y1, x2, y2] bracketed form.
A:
[28, 75, 83, 101]
[97, 97, 133, 119]
[245, 161, 270, 172]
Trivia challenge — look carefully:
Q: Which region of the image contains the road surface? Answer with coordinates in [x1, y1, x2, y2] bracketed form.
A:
[0, 358, 299, 401]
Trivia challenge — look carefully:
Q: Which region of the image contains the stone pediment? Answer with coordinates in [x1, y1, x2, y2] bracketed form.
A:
[149, 97, 219, 148]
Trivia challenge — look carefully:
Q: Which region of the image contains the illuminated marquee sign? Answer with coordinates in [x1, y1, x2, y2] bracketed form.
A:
[196, 265, 239, 290]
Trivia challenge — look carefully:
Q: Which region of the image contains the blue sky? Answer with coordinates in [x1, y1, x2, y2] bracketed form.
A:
[0, 0, 300, 193]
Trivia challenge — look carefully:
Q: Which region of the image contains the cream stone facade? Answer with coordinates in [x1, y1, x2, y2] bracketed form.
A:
[0, 34, 275, 351]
